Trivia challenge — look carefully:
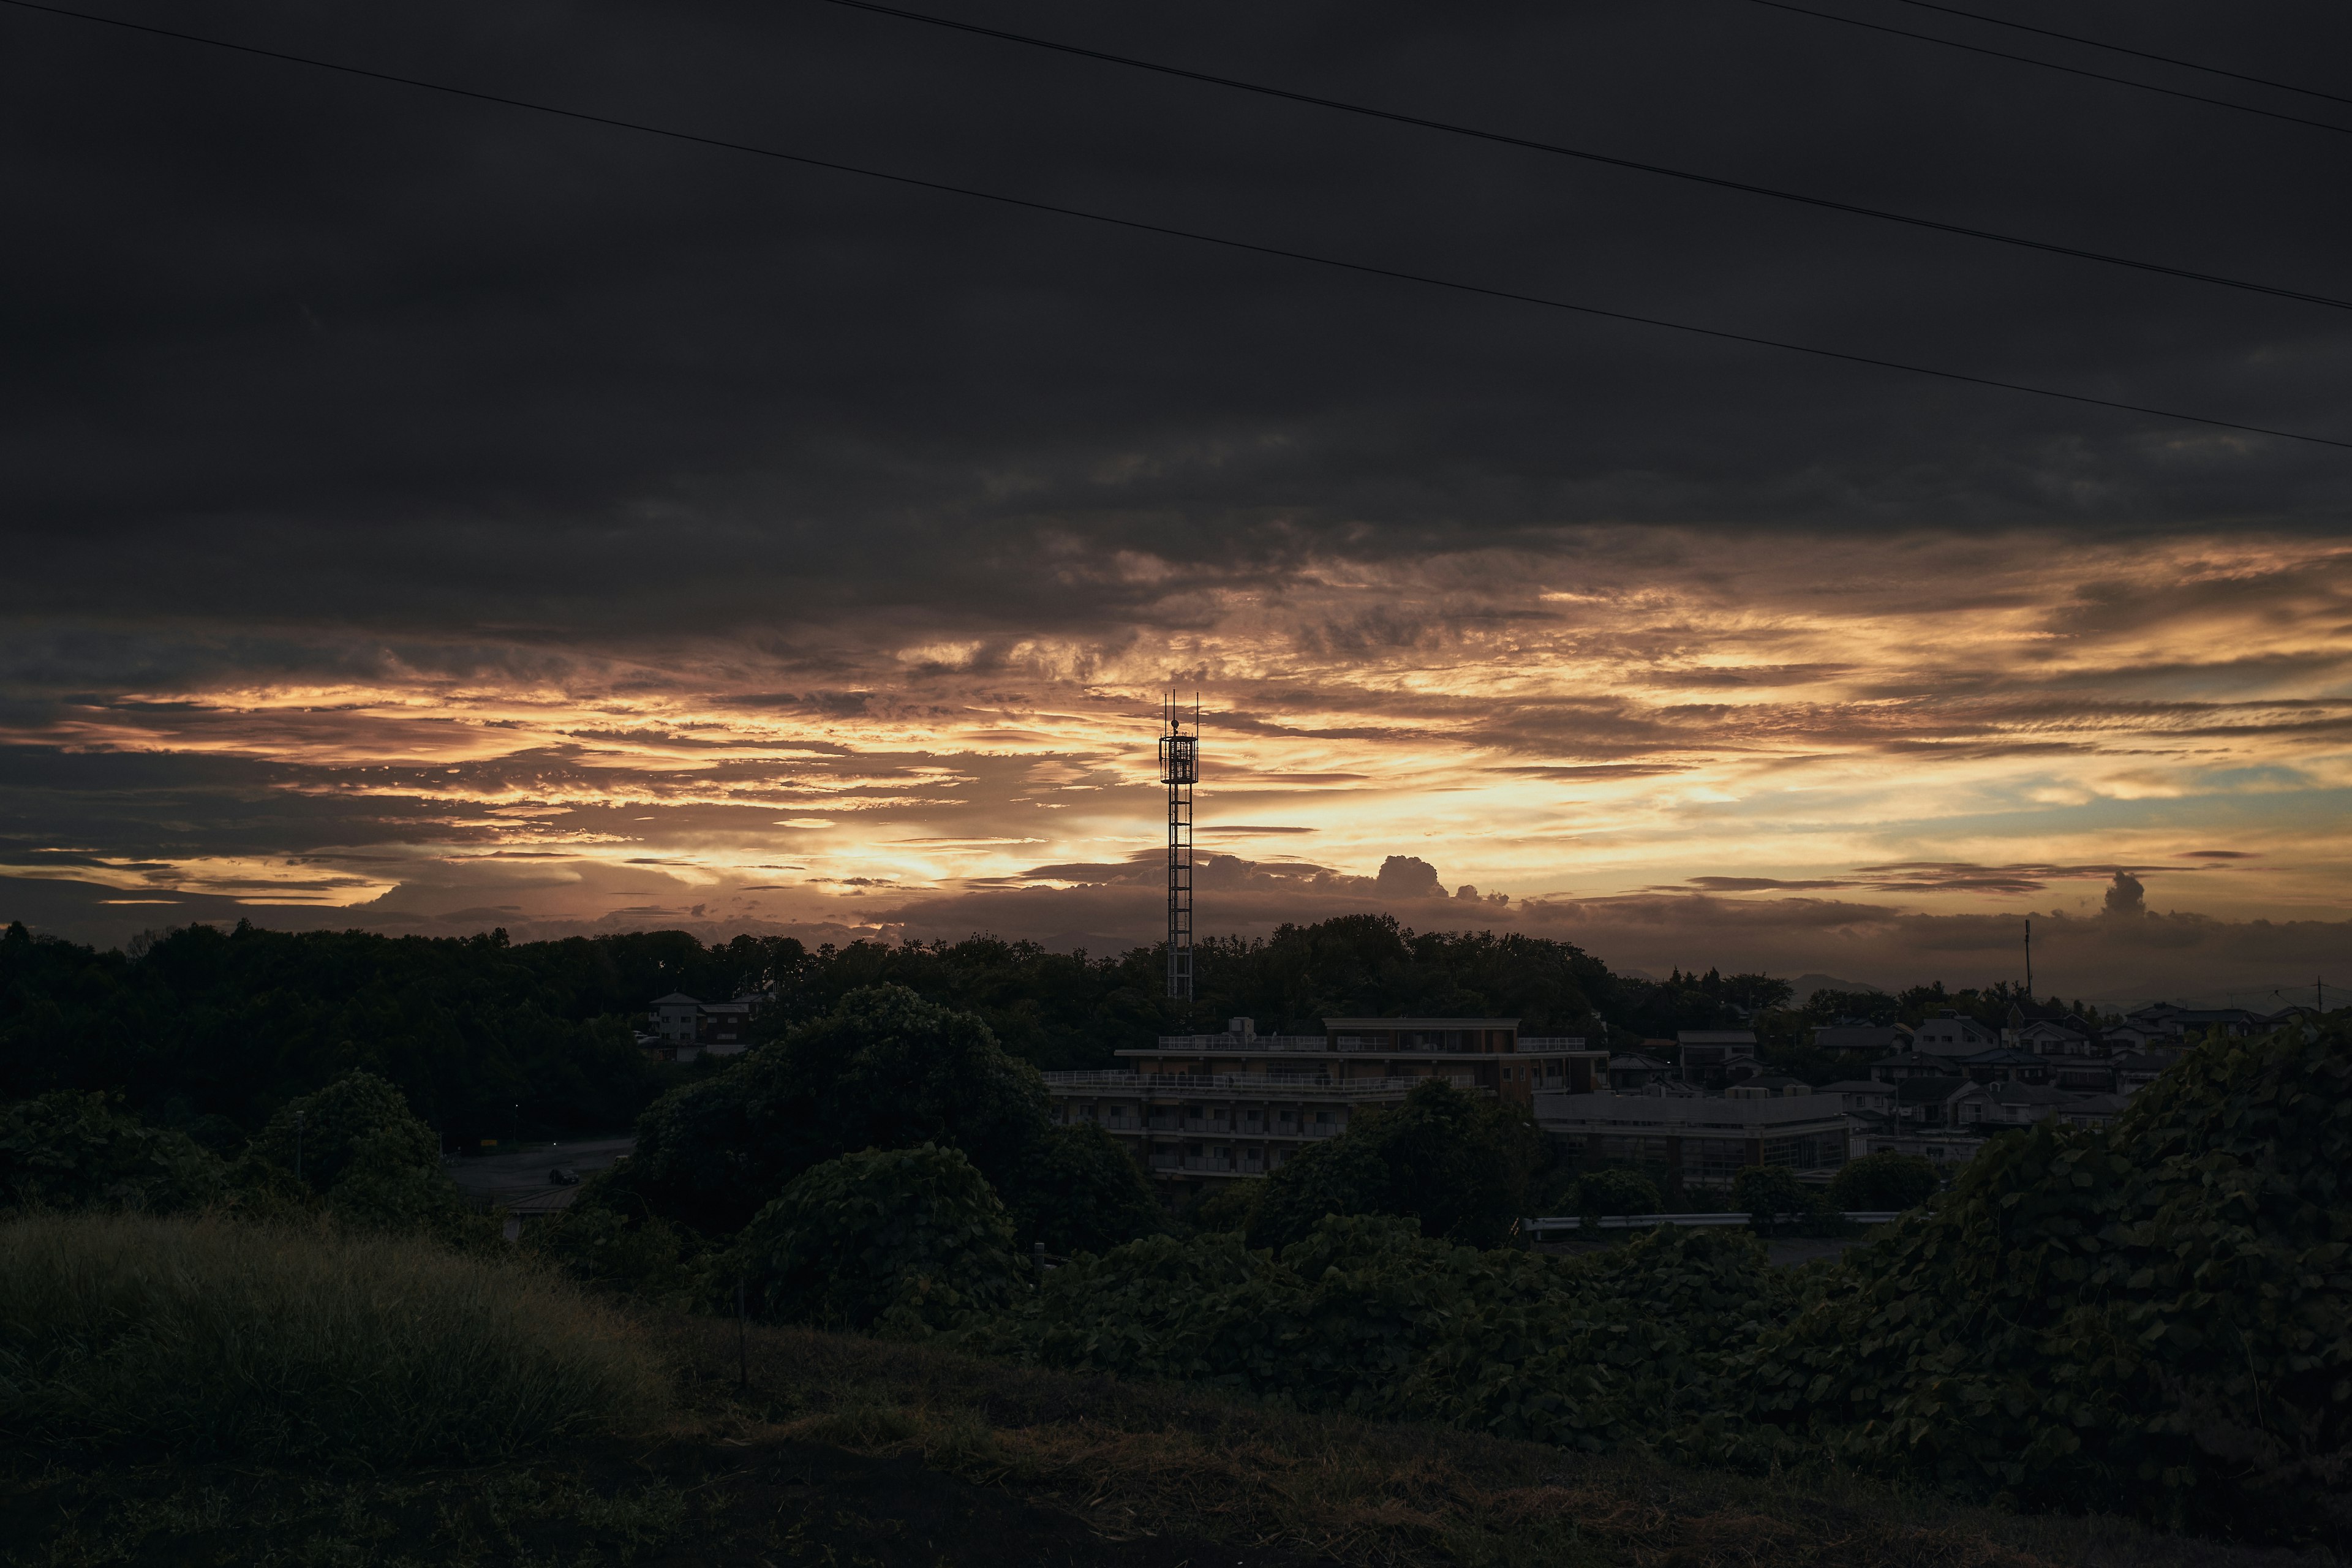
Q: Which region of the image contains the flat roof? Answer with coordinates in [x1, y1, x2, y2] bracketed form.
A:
[1535, 1091, 1853, 1131]
[1323, 1017, 1522, 1030]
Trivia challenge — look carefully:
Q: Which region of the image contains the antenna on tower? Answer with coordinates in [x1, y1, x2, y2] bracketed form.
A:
[1159, 692, 1199, 1002]
[2024, 915, 2032, 998]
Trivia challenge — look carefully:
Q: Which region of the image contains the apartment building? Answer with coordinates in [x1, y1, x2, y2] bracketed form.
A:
[1042, 1016, 1608, 1197]
[1534, 1088, 1853, 1186]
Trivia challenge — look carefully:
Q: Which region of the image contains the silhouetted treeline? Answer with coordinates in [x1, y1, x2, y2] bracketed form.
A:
[7, 910, 2059, 1140]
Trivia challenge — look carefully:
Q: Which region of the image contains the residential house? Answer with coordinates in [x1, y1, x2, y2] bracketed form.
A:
[1894, 1075, 1971, 1127]
[1955, 1047, 2054, 1085]
[1676, 1030, 1758, 1088]
[1819, 1079, 1896, 1119]
[1948, 1079, 2077, 1128]
[1810, 1022, 1912, 1060]
[2113, 1049, 2183, 1093]
[1868, 1050, 1956, 1084]
[643, 992, 761, 1061]
[1607, 1052, 1675, 1090]
[1045, 1017, 1608, 1200]
[2055, 1092, 2128, 1130]
[1912, 1011, 1998, 1060]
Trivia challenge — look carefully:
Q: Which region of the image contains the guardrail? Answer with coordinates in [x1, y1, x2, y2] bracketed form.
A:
[1522, 1210, 1903, 1237]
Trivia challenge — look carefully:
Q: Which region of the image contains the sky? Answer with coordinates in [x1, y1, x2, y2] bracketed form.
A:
[2, 0, 2348, 1006]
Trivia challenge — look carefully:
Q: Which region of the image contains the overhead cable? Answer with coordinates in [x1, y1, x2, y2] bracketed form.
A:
[1742, 0, 2352, 140]
[807, 0, 2352, 312]
[2, 0, 2345, 451]
[1884, 0, 2352, 110]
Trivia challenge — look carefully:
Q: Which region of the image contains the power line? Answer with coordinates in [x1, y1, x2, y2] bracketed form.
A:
[809, 0, 2352, 314]
[4, 0, 2346, 452]
[1742, 0, 2352, 140]
[1885, 0, 2352, 111]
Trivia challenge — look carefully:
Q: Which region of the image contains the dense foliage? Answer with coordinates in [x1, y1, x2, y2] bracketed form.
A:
[0, 1093, 228, 1215]
[725, 1144, 1026, 1332]
[1825, 1150, 1938, 1212]
[1728, 1019, 2352, 1537]
[1246, 1080, 1542, 1251]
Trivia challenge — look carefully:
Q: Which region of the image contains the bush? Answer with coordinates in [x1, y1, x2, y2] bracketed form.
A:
[1248, 1080, 1540, 1251]
[1002, 1120, 1166, 1256]
[1186, 1178, 1261, 1236]
[252, 1070, 470, 1235]
[0, 1093, 228, 1214]
[610, 986, 1087, 1244]
[1572, 1167, 1662, 1218]
[1825, 1150, 1937, 1213]
[0, 1212, 667, 1462]
[1728, 1165, 1815, 1234]
[723, 1144, 1027, 1333]
[1733, 1020, 2352, 1538]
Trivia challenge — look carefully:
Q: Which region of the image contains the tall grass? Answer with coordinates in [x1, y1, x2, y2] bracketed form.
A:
[0, 1212, 669, 1463]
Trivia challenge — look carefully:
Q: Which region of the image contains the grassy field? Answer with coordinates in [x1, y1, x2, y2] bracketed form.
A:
[3, 1305, 2318, 1568]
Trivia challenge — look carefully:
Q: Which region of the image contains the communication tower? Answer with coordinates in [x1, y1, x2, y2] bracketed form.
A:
[1159, 693, 1199, 1001]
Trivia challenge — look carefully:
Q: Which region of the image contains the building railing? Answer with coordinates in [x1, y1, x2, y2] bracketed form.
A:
[1044, 1070, 1486, 1099]
[1152, 1034, 1329, 1050]
[1521, 1210, 1903, 1237]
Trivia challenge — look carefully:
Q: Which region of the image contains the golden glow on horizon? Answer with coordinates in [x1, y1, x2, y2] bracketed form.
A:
[4, 529, 2346, 932]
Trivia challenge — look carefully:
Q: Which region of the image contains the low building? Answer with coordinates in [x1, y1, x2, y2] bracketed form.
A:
[1851, 1126, 1985, 1167]
[643, 991, 761, 1061]
[1912, 1011, 1998, 1059]
[1868, 1050, 1954, 1084]
[1811, 1023, 1910, 1059]
[1534, 1089, 1852, 1187]
[1895, 1075, 1971, 1126]
[1948, 1079, 2078, 1128]
[1046, 1017, 1608, 1200]
[1956, 1047, 2053, 1085]
[2055, 1091, 2128, 1130]
[1608, 1052, 1675, 1090]
[1819, 1078, 1895, 1118]
[1675, 1030, 1757, 1087]
[2113, 1049, 2182, 1093]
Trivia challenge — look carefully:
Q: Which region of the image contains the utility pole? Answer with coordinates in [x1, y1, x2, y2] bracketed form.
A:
[293, 1109, 304, 1186]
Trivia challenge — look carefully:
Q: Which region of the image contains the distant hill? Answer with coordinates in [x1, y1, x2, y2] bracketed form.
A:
[1789, 972, 1880, 1003]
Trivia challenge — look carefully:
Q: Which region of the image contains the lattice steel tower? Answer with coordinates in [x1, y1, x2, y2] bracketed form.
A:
[1159, 693, 1199, 1001]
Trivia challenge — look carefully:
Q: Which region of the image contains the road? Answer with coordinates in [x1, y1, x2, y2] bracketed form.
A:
[448, 1135, 635, 1223]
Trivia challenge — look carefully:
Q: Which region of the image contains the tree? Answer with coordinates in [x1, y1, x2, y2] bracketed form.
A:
[1827, 1151, 1938, 1212]
[612, 984, 1052, 1235]
[1004, 1120, 1166, 1256]
[723, 1144, 1025, 1332]
[1247, 1080, 1540, 1251]
[1573, 1167, 1662, 1218]
[0, 1091, 227, 1214]
[254, 1069, 470, 1234]
[1730, 1163, 1817, 1234]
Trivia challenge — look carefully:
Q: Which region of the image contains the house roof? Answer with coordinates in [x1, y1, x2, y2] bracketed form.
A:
[1980, 1081, 2079, 1105]
[1609, 1054, 1673, 1070]
[1677, 1030, 1758, 1046]
[1812, 1024, 1909, 1050]
[649, 992, 701, 1006]
[1961, 1047, 2049, 1065]
[1869, 1050, 1948, 1068]
[1897, 1076, 1969, 1104]
[1819, 1079, 1887, 1095]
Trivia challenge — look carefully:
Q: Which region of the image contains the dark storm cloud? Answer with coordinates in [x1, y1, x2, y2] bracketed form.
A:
[2, 0, 2350, 652]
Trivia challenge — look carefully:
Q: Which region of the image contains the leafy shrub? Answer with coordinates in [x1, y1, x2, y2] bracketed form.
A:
[0, 1212, 667, 1462]
[1572, 1167, 1662, 1218]
[1728, 1165, 1815, 1233]
[0, 1093, 228, 1214]
[1825, 1150, 1937, 1212]
[1247, 1080, 1540, 1251]
[608, 986, 1152, 1253]
[1002, 1120, 1166, 1256]
[1186, 1178, 1261, 1236]
[724, 1144, 1026, 1333]
[1732, 1020, 2352, 1539]
[252, 1070, 473, 1237]
[971, 1212, 1792, 1453]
